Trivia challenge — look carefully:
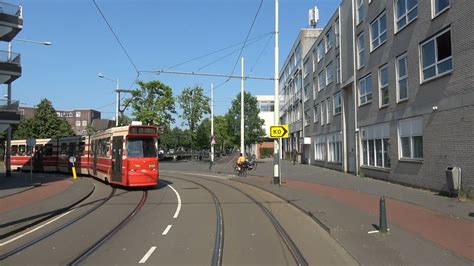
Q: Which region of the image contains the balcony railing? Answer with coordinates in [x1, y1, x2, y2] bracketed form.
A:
[0, 99, 19, 111]
[0, 2, 22, 17]
[0, 50, 21, 65]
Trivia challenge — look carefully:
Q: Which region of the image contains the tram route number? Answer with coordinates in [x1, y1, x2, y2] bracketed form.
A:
[269, 125, 289, 138]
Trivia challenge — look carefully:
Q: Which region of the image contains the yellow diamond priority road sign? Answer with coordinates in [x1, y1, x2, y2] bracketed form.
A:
[270, 125, 289, 138]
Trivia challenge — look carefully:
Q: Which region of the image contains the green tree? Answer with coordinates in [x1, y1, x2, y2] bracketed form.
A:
[160, 127, 192, 151]
[118, 114, 132, 126]
[195, 118, 211, 150]
[14, 99, 74, 139]
[214, 115, 232, 151]
[177, 86, 210, 157]
[225, 92, 265, 147]
[126, 80, 176, 126]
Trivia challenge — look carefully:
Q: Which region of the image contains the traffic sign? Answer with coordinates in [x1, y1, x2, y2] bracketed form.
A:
[270, 125, 289, 138]
[69, 156, 76, 164]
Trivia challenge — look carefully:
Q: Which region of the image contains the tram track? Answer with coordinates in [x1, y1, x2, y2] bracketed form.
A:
[68, 190, 148, 266]
[0, 187, 116, 261]
[163, 173, 308, 266]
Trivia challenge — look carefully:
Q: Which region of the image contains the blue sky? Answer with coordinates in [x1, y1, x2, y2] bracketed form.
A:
[4, 0, 340, 125]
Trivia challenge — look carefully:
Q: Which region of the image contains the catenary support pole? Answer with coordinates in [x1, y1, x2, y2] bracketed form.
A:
[240, 57, 245, 155]
[211, 83, 214, 163]
[115, 79, 119, 127]
[273, 0, 280, 185]
[6, 42, 12, 177]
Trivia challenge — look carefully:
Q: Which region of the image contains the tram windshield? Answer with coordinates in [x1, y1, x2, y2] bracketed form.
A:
[126, 138, 157, 158]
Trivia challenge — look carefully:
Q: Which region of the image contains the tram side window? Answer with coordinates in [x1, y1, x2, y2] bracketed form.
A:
[11, 145, 18, 156]
[68, 143, 76, 156]
[97, 138, 109, 158]
[19, 145, 26, 156]
[35, 145, 43, 155]
[44, 144, 53, 156]
[77, 142, 85, 156]
[26, 146, 33, 156]
[60, 143, 68, 155]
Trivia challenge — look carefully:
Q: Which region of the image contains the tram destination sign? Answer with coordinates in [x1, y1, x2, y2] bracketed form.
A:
[269, 125, 289, 138]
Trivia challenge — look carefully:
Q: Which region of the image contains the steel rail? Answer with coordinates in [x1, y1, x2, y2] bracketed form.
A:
[163, 177, 224, 266]
[69, 190, 148, 266]
[0, 188, 116, 261]
[166, 173, 308, 266]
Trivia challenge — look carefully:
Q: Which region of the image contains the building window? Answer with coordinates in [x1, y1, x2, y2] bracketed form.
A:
[361, 123, 391, 168]
[317, 40, 324, 62]
[303, 58, 311, 77]
[76, 111, 81, 118]
[326, 61, 334, 85]
[75, 121, 81, 127]
[325, 27, 333, 52]
[398, 117, 423, 160]
[357, 0, 364, 24]
[334, 92, 342, 115]
[304, 110, 310, 126]
[370, 12, 387, 50]
[395, 0, 418, 31]
[336, 56, 341, 84]
[312, 81, 317, 100]
[379, 64, 389, 107]
[420, 29, 452, 82]
[314, 135, 326, 161]
[320, 101, 325, 125]
[396, 53, 408, 102]
[304, 84, 309, 102]
[359, 74, 373, 105]
[313, 104, 319, 123]
[318, 70, 326, 91]
[295, 43, 301, 66]
[432, 0, 449, 17]
[328, 132, 342, 163]
[335, 18, 340, 48]
[357, 32, 365, 69]
[82, 120, 87, 126]
[326, 97, 331, 124]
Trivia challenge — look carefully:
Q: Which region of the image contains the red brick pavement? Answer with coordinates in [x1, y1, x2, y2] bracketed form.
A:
[250, 176, 474, 261]
[0, 179, 73, 213]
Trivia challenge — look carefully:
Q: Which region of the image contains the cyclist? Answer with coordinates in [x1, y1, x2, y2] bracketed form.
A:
[236, 153, 246, 171]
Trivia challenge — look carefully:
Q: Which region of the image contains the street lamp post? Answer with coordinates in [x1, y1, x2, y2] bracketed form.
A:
[97, 73, 120, 127]
[5, 38, 52, 177]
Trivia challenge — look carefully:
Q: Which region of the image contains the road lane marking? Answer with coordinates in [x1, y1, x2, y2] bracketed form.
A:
[162, 224, 172, 235]
[0, 209, 75, 247]
[139, 246, 157, 264]
[168, 184, 181, 218]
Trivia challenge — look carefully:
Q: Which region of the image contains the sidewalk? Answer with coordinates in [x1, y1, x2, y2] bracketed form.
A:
[161, 159, 474, 265]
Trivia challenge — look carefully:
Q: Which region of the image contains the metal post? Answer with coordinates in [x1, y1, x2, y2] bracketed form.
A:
[115, 79, 119, 127]
[211, 83, 214, 163]
[273, 0, 280, 185]
[5, 42, 12, 177]
[240, 57, 245, 155]
[379, 196, 388, 233]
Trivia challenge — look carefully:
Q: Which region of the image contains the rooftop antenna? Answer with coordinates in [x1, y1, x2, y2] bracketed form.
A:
[308, 5, 319, 28]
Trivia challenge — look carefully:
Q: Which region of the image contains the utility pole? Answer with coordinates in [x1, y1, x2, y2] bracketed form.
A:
[273, 0, 280, 185]
[5, 42, 12, 177]
[210, 83, 214, 163]
[240, 57, 245, 155]
[115, 79, 119, 126]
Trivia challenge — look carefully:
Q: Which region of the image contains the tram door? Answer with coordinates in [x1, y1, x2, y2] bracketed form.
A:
[33, 145, 44, 171]
[93, 141, 97, 176]
[111, 136, 123, 182]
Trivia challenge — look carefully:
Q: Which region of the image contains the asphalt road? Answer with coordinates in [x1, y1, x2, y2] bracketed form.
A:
[2, 171, 356, 265]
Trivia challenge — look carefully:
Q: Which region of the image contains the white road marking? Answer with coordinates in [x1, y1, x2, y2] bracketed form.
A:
[162, 224, 172, 235]
[190, 173, 230, 179]
[139, 246, 157, 264]
[168, 184, 181, 218]
[0, 209, 75, 246]
[368, 230, 379, 234]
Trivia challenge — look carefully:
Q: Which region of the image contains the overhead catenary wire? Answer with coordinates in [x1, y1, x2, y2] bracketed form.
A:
[250, 33, 273, 73]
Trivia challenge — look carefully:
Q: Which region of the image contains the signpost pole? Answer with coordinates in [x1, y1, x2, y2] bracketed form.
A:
[273, 0, 280, 185]
[30, 151, 33, 182]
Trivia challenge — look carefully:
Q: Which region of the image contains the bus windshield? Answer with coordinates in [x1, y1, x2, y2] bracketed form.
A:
[126, 138, 157, 158]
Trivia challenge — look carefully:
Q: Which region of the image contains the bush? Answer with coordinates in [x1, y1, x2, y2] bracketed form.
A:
[260, 147, 274, 158]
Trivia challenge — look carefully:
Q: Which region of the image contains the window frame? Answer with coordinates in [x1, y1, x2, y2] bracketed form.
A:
[419, 28, 453, 83]
[378, 64, 389, 108]
[317, 40, 324, 62]
[325, 27, 333, 53]
[333, 91, 342, 115]
[370, 12, 387, 51]
[361, 124, 391, 169]
[326, 61, 334, 85]
[356, 0, 364, 25]
[396, 53, 409, 102]
[398, 117, 424, 161]
[318, 70, 326, 91]
[431, 0, 449, 19]
[394, 0, 418, 33]
[313, 104, 319, 123]
[357, 32, 365, 69]
[359, 74, 373, 106]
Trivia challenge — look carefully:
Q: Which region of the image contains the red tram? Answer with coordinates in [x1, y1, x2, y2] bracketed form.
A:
[10, 125, 159, 187]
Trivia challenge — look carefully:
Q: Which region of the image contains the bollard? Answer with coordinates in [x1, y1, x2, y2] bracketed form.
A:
[72, 166, 77, 180]
[379, 196, 388, 233]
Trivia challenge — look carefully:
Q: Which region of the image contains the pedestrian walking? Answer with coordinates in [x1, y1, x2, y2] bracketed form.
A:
[291, 148, 297, 165]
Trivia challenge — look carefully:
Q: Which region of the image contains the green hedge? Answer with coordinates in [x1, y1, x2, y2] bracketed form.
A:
[260, 147, 274, 158]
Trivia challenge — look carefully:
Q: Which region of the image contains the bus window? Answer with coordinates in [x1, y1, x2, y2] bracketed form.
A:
[126, 138, 157, 158]
[77, 142, 85, 156]
[44, 144, 53, 156]
[60, 143, 67, 155]
[68, 143, 76, 156]
[11, 145, 18, 156]
[19, 145, 26, 156]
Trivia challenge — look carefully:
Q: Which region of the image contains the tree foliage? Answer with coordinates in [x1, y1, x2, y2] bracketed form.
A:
[118, 114, 132, 126]
[195, 118, 211, 150]
[225, 92, 265, 147]
[13, 99, 74, 139]
[159, 127, 192, 151]
[126, 80, 176, 126]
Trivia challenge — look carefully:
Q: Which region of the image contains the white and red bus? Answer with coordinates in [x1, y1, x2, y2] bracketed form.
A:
[9, 125, 159, 187]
